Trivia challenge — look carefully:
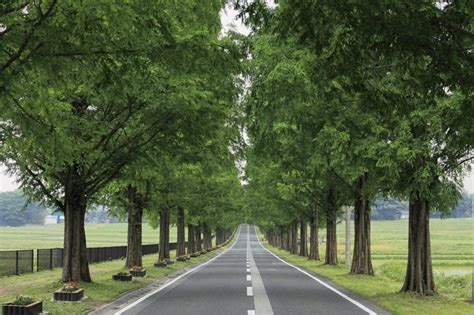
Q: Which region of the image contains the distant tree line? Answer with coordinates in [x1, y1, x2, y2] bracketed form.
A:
[0, 190, 48, 226]
[372, 192, 472, 220]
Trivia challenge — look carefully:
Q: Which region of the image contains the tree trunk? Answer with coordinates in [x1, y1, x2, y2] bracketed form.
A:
[187, 224, 195, 253]
[158, 208, 170, 261]
[279, 227, 285, 250]
[309, 213, 320, 260]
[287, 224, 292, 252]
[216, 227, 223, 246]
[203, 222, 212, 249]
[401, 194, 435, 294]
[299, 219, 308, 257]
[195, 223, 202, 251]
[325, 187, 338, 265]
[351, 174, 373, 275]
[165, 209, 170, 258]
[176, 207, 186, 257]
[62, 168, 91, 282]
[290, 221, 298, 254]
[126, 186, 143, 268]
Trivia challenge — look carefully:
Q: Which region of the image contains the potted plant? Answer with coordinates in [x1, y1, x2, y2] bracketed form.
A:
[163, 258, 175, 265]
[176, 255, 188, 262]
[130, 266, 147, 277]
[200, 249, 208, 255]
[190, 252, 200, 257]
[112, 271, 132, 281]
[2, 296, 42, 315]
[154, 260, 167, 268]
[53, 281, 84, 302]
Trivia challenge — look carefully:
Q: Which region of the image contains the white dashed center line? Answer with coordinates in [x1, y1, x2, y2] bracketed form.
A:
[247, 286, 253, 296]
[246, 225, 274, 315]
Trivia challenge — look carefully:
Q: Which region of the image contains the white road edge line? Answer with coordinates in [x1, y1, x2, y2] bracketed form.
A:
[254, 226, 377, 315]
[247, 275, 252, 281]
[246, 268, 251, 273]
[114, 228, 241, 315]
[248, 310, 256, 315]
[247, 286, 253, 296]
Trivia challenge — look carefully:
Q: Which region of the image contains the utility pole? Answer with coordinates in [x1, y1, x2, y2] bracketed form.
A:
[345, 206, 351, 266]
[471, 194, 473, 304]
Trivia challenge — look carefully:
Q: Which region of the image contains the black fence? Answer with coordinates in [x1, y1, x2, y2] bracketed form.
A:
[142, 244, 159, 255]
[0, 250, 34, 276]
[2, 231, 233, 276]
[36, 243, 164, 272]
[37, 248, 63, 271]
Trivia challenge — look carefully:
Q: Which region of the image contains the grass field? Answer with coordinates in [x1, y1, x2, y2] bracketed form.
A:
[258, 218, 474, 315]
[0, 223, 175, 250]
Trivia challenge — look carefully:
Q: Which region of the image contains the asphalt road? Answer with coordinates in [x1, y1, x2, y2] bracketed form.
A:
[116, 224, 383, 315]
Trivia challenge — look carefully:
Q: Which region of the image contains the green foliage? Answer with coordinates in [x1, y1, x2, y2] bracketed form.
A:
[12, 295, 34, 306]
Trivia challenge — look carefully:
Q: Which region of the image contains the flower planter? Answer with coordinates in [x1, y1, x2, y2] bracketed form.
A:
[2, 300, 43, 315]
[112, 274, 132, 281]
[164, 259, 175, 265]
[53, 288, 84, 302]
[130, 269, 147, 277]
[176, 256, 187, 262]
[190, 252, 200, 258]
[200, 250, 207, 255]
[154, 261, 167, 268]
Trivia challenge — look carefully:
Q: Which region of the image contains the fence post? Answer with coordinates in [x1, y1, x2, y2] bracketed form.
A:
[36, 249, 39, 272]
[50, 248, 53, 270]
[15, 251, 19, 275]
[31, 250, 34, 273]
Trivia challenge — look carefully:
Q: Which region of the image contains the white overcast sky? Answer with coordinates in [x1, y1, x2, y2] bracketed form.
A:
[1, 5, 473, 194]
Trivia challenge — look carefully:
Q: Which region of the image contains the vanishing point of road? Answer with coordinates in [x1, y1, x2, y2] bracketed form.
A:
[115, 225, 387, 315]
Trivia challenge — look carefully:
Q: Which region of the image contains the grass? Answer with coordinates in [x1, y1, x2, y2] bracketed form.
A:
[0, 244, 231, 314]
[0, 223, 172, 250]
[258, 218, 474, 315]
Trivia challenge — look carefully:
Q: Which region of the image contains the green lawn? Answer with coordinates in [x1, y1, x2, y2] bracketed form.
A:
[0, 223, 174, 250]
[0, 230, 235, 315]
[258, 218, 474, 315]
[0, 250, 219, 314]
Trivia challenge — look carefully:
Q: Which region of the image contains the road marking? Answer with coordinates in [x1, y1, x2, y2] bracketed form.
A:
[247, 274, 251, 281]
[253, 225, 377, 315]
[247, 286, 253, 296]
[248, 310, 256, 315]
[113, 227, 241, 315]
[247, 225, 274, 315]
[246, 268, 251, 273]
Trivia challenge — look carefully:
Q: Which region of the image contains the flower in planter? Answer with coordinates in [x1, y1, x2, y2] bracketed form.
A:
[62, 282, 79, 292]
[3, 295, 43, 315]
[116, 271, 131, 276]
[12, 296, 34, 306]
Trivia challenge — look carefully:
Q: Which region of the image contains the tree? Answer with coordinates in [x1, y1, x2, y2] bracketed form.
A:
[266, 0, 473, 294]
[1, 0, 240, 282]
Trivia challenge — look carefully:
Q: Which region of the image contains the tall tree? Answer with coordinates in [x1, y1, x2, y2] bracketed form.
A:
[1, 0, 240, 282]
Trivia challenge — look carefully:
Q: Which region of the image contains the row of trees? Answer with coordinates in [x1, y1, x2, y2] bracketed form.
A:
[238, 0, 473, 295]
[0, 1, 243, 282]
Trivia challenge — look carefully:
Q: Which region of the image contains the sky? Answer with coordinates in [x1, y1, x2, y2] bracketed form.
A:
[1, 5, 473, 194]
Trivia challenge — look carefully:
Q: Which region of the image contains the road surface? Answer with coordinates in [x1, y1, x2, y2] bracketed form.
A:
[115, 225, 383, 315]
